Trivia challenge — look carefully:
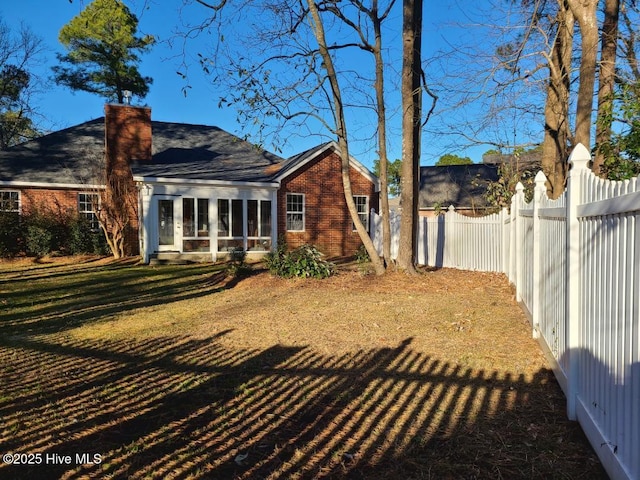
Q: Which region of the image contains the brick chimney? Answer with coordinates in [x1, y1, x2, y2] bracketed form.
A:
[104, 103, 152, 170]
[103, 103, 151, 257]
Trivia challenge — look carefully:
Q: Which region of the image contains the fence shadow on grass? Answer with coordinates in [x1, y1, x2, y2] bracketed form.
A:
[0, 333, 607, 479]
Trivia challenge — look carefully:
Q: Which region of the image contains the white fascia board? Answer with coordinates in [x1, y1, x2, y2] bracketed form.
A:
[0, 180, 104, 189]
[275, 141, 380, 191]
[133, 175, 279, 189]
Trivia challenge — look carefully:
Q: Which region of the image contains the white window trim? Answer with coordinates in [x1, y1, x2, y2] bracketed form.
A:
[353, 195, 369, 231]
[247, 199, 272, 239]
[78, 192, 100, 230]
[286, 193, 305, 232]
[0, 190, 20, 213]
[182, 197, 210, 239]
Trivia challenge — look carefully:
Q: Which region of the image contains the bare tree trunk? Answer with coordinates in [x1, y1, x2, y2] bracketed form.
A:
[97, 170, 136, 259]
[620, 3, 640, 82]
[397, 0, 422, 273]
[306, 0, 386, 275]
[567, 0, 599, 151]
[371, 0, 393, 268]
[541, 0, 574, 198]
[594, 0, 620, 175]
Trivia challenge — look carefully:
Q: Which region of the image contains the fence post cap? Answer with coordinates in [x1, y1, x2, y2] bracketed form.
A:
[448, 205, 455, 212]
[515, 182, 525, 193]
[534, 171, 547, 193]
[568, 143, 591, 170]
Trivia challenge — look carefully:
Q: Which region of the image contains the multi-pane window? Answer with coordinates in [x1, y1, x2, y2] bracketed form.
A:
[217, 199, 244, 251]
[78, 193, 100, 230]
[247, 199, 272, 251]
[218, 198, 272, 252]
[286, 193, 304, 231]
[0, 191, 19, 212]
[353, 195, 369, 231]
[182, 198, 210, 252]
[183, 198, 209, 237]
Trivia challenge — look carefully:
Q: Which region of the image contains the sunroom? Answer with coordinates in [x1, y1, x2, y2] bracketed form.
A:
[137, 178, 278, 264]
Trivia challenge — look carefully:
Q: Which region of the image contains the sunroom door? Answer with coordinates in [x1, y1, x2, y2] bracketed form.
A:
[157, 198, 179, 251]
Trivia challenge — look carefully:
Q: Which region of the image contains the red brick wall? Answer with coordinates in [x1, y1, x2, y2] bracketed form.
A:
[20, 188, 78, 217]
[278, 149, 379, 257]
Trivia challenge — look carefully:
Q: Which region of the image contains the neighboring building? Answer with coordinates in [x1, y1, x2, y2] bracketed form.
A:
[482, 150, 542, 167]
[0, 104, 379, 261]
[418, 164, 500, 217]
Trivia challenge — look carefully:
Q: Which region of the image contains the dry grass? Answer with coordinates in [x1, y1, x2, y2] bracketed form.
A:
[0, 256, 606, 479]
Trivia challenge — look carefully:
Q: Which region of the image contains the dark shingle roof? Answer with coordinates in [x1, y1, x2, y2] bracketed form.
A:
[0, 117, 287, 185]
[0, 119, 105, 185]
[419, 164, 499, 210]
[136, 121, 286, 183]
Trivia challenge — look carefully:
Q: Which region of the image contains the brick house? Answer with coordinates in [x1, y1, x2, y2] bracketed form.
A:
[0, 104, 379, 261]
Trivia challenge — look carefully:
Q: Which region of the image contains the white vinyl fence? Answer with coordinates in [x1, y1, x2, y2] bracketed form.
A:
[371, 205, 509, 272]
[370, 144, 639, 480]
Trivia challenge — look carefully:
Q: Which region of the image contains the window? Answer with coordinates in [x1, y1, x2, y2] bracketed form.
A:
[247, 199, 272, 251]
[182, 198, 210, 252]
[0, 191, 19, 213]
[231, 199, 243, 237]
[197, 199, 209, 236]
[183, 198, 209, 237]
[353, 195, 369, 231]
[217, 198, 244, 251]
[286, 193, 305, 231]
[78, 193, 100, 230]
[218, 198, 230, 237]
[218, 198, 273, 252]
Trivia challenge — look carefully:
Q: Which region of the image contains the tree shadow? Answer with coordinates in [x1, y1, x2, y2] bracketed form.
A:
[0, 334, 606, 479]
[0, 262, 249, 336]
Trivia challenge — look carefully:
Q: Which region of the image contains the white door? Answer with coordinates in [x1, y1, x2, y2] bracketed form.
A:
[157, 197, 181, 251]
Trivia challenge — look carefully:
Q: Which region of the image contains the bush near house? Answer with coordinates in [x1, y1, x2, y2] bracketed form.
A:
[265, 238, 334, 279]
[0, 210, 110, 258]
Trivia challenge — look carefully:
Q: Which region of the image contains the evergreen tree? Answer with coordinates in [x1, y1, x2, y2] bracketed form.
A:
[0, 20, 42, 149]
[435, 154, 473, 166]
[53, 0, 154, 103]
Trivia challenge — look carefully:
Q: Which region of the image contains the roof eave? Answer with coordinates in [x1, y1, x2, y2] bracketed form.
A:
[133, 175, 279, 189]
[0, 180, 104, 189]
[275, 141, 380, 191]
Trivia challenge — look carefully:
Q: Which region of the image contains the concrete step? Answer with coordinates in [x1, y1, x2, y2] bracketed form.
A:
[149, 252, 212, 265]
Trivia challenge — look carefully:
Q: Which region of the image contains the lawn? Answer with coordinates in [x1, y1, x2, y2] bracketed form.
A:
[0, 256, 606, 479]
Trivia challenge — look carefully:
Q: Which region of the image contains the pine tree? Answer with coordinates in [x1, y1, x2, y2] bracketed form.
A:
[53, 0, 154, 103]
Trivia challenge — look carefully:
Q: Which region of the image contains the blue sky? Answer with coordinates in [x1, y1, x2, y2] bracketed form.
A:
[1, 0, 518, 168]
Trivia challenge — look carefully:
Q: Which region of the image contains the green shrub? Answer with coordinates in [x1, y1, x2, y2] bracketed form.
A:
[226, 247, 252, 277]
[265, 239, 334, 279]
[0, 209, 111, 259]
[68, 216, 109, 255]
[69, 216, 95, 254]
[22, 209, 71, 256]
[264, 237, 288, 274]
[26, 224, 52, 257]
[355, 244, 369, 263]
[0, 212, 23, 257]
[355, 244, 372, 275]
[91, 230, 110, 255]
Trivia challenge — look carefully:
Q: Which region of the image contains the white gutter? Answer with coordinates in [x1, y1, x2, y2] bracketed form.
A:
[132, 175, 279, 189]
[0, 180, 104, 189]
